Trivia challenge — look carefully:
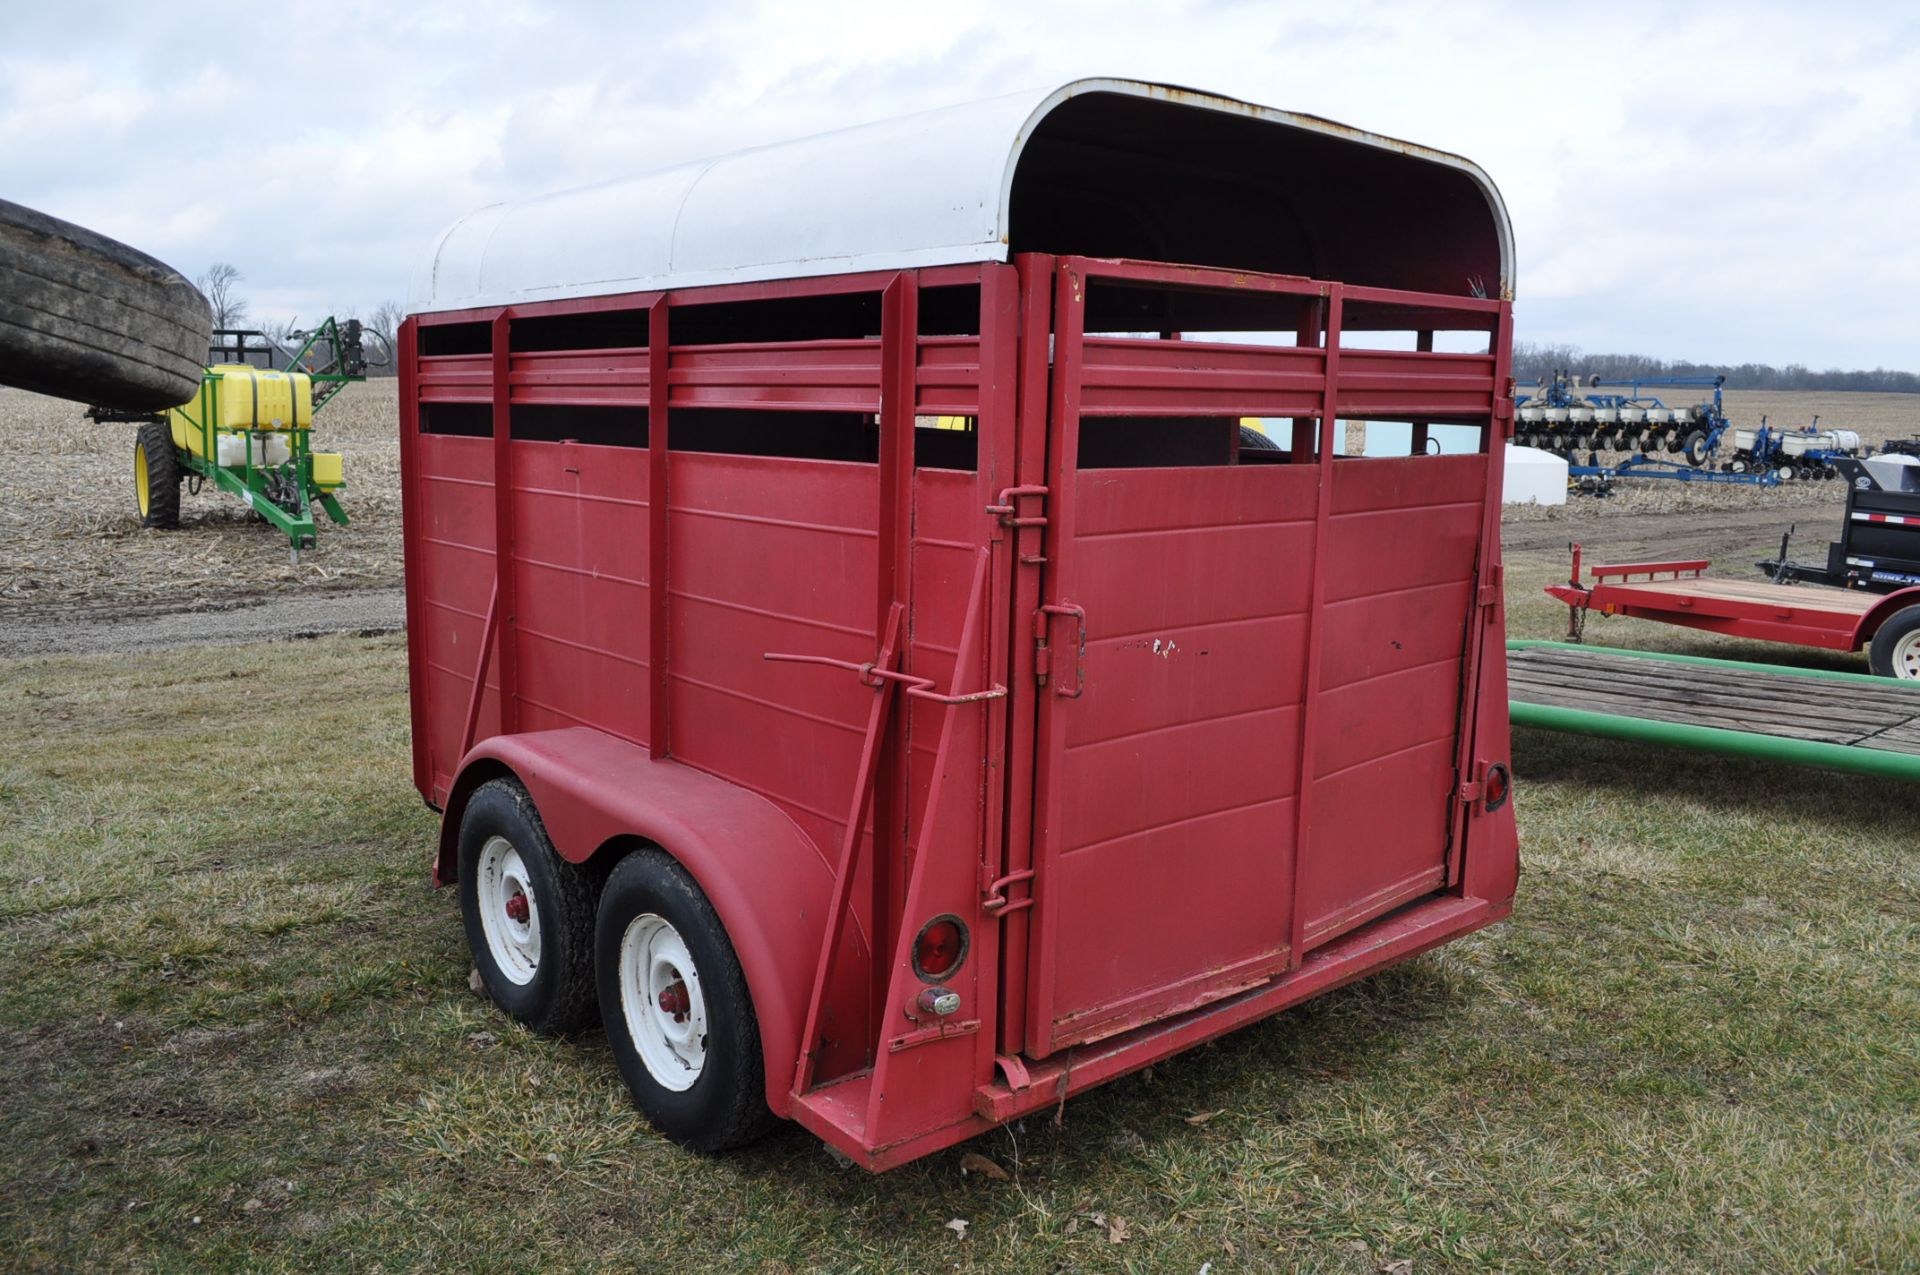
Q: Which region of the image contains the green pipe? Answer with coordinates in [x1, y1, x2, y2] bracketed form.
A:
[1508, 638, 1890, 687]
[1506, 640, 1920, 780]
[1509, 699, 1920, 781]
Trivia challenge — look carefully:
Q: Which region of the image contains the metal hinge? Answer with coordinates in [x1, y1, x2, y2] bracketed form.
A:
[1477, 564, 1504, 608]
[1032, 608, 1053, 685]
[1034, 603, 1087, 697]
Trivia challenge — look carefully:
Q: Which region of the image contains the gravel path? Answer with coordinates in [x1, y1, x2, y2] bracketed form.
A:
[0, 586, 404, 657]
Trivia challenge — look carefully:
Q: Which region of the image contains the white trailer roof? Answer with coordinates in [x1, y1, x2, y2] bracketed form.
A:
[409, 78, 1513, 316]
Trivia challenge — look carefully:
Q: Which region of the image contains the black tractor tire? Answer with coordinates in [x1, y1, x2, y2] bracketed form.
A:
[0, 199, 212, 411]
[135, 421, 181, 529]
[458, 778, 603, 1036]
[1238, 423, 1280, 452]
[1682, 429, 1711, 467]
[1868, 604, 1920, 679]
[596, 848, 773, 1152]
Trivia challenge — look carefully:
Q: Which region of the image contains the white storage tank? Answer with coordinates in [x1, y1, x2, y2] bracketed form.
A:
[1504, 442, 1568, 506]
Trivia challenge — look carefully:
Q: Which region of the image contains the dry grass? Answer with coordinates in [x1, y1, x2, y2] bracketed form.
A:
[0, 382, 402, 606]
[0, 541, 1916, 1270]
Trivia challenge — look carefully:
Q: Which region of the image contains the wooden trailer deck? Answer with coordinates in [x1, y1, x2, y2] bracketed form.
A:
[1543, 553, 1899, 654]
[1507, 640, 1920, 779]
[1615, 575, 1878, 614]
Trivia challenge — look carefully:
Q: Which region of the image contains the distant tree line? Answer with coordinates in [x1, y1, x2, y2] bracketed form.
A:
[1513, 341, 1920, 394]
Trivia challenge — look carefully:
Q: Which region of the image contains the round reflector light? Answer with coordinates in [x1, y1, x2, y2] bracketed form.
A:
[1484, 762, 1512, 812]
[912, 915, 969, 983]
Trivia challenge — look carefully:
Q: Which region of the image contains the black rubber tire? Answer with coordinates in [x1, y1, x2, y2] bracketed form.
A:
[596, 848, 772, 1152]
[458, 778, 601, 1036]
[1869, 605, 1920, 679]
[1238, 424, 1280, 451]
[1682, 429, 1710, 467]
[0, 199, 212, 411]
[135, 420, 181, 529]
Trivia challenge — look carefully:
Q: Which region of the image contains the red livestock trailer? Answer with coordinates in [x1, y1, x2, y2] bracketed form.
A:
[399, 79, 1521, 1169]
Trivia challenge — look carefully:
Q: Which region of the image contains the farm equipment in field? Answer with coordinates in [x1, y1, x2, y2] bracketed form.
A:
[1520, 370, 1787, 488]
[90, 316, 375, 556]
[1721, 415, 1863, 481]
[1516, 371, 1729, 464]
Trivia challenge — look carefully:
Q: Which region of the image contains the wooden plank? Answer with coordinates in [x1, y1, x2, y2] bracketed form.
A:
[1604, 576, 1876, 615]
[1506, 682, 1908, 742]
[1508, 648, 1920, 755]
[1510, 681, 1874, 744]
[1507, 657, 1917, 726]
[1509, 649, 1912, 716]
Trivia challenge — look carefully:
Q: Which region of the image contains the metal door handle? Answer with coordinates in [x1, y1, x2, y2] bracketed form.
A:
[1038, 603, 1086, 698]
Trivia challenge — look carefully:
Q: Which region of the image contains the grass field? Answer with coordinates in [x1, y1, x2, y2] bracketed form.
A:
[3, 572, 1916, 1271]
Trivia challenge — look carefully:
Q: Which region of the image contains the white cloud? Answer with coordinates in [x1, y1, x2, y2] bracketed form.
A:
[5, 0, 1917, 367]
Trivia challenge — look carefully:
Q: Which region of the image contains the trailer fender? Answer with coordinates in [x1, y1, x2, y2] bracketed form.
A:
[438, 728, 835, 1117]
[1853, 586, 1920, 647]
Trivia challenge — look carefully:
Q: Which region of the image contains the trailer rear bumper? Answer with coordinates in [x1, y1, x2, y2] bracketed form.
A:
[795, 890, 1501, 1171]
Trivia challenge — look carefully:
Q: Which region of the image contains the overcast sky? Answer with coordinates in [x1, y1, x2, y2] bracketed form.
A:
[6, 0, 1917, 369]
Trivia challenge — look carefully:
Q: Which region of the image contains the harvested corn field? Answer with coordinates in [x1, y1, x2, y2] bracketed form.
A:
[0, 380, 402, 607]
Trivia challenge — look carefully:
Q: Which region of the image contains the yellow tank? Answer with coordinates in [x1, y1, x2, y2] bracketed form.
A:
[311, 452, 345, 489]
[167, 365, 314, 459]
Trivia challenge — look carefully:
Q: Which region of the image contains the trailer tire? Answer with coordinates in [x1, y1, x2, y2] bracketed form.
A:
[1869, 606, 1920, 680]
[596, 848, 771, 1152]
[0, 199, 212, 412]
[134, 420, 181, 529]
[458, 778, 601, 1036]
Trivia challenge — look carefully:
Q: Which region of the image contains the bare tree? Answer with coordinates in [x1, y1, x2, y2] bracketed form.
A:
[197, 262, 248, 329]
[366, 300, 405, 376]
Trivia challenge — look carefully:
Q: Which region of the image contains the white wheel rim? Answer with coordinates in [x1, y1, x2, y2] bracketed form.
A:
[1893, 631, 1920, 680]
[618, 913, 708, 1091]
[476, 835, 541, 985]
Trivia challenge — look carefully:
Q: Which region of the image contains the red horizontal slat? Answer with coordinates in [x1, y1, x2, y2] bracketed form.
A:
[417, 353, 491, 404]
[915, 336, 982, 414]
[668, 338, 884, 412]
[508, 347, 650, 406]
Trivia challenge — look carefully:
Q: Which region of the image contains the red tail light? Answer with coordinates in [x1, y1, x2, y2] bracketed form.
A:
[1484, 762, 1512, 812]
[912, 915, 969, 982]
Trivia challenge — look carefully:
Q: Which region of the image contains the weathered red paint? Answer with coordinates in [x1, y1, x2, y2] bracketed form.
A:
[402, 241, 1520, 1167]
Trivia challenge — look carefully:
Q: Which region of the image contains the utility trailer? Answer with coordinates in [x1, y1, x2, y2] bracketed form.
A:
[1548, 544, 1920, 679]
[400, 79, 1520, 1170]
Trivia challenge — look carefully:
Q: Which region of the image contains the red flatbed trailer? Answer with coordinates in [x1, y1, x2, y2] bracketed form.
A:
[1546, 544, 1920, 677]
[399, 80, 1521, 1170]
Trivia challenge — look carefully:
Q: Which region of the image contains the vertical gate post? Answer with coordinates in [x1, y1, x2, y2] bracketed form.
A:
[489, 311, 518, 734]
[872, 272, 920, 1029]
[1284, 284, 1344, 965]
[648, 296, 672, 757]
